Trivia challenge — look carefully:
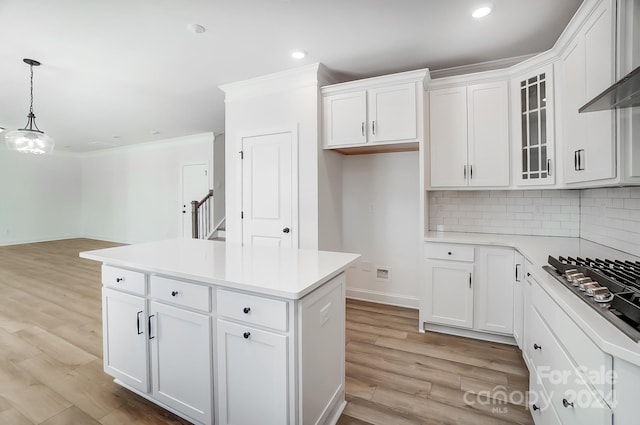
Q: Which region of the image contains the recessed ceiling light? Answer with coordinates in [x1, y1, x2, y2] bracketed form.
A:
[291, 50, 307, 59]
[112, 135, 121, 139]
[472, 6, 492, 18]
[187, 23, 206, 34]
[151, 130, 161, 135]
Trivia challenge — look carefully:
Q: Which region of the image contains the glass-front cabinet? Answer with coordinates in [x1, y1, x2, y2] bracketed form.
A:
[511, 64, 556, 186]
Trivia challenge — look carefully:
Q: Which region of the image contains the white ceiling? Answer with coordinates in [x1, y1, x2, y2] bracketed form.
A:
[0, 0, 582, 153]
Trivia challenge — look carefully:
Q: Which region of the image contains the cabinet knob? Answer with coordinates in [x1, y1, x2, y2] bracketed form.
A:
[527, 272, 531, 277]
[533, 343, 542, 350]
[243, 307, 251, 314]
[116, 277, 125, 283]
[447, 252, 452, 255]
[562, 398, 574, 409]
[171, 290, 179, 297]
[243, 332, 251, 339]
[283, 227, 290, 234]
[532, 404, 540, 412]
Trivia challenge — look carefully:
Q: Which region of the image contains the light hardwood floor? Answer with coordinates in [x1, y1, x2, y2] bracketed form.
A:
[0, 239, 532, 425]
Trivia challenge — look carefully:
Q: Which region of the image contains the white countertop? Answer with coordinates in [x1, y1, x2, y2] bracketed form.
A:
[425, 231, 640, 366]
[80, 238, 360, 299]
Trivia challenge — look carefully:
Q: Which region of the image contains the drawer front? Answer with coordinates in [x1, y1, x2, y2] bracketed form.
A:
[529, 372, 562, 425]
[424, 242, 474, 262]
[217, 289, 288, 332]
[102, 265, 146, 295]
[150, 275, 211, 312]
[529, 308, 612, 425]
[532, 281, 613, 399]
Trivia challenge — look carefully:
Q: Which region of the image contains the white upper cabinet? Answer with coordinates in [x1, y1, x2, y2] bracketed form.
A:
[429, 80, 510, 188]
[322, 90, 367, 147]
[511, 65, 556, 186]
[322, 69, 427, 152]
[560, 0, 616, 184]
[367, 83, 417, 143]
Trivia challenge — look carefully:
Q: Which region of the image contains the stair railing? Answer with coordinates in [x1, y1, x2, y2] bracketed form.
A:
[192, 189, 214, 239]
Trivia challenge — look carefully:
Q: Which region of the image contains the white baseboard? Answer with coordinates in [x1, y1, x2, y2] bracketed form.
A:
[0, 235, 80, 247]
[346, 288, 419, 309]
[421, 322, 517, 346]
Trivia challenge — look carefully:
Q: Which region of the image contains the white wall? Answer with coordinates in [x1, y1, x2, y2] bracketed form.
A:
[213, 133, 226, 229]
[342, 151, 421, 308]
[81, 133, 213, 244]
[0, 149, 82, 245]
[222, 64, 335, 250]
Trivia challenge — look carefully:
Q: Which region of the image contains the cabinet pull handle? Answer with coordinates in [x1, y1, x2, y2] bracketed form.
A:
[532, 404, 540, 412]
[547, 159, 551, 176]
[463, 165, 467, 179]
[361, 122, 365, 136]
[372, 120, 376, 135]
[515, 264, 522, 282]
[469, 273, 472, 288]
[136, 311, 143, 335]
[470, 165, 473, 179]
[148, 315, 155, 340]
[574, 150, 578, 171]
[577, 149, 584, 171]
[243, 332, 251, 339]
[171, 290, 178, 297]
[116, 277, 125, 283]
[562, 398, 574, 409]
[534, 343, 542, 350]
[243, 307, 251, 314]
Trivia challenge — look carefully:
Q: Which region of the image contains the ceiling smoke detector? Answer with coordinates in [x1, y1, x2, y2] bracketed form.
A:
[187, 23, 206, 34]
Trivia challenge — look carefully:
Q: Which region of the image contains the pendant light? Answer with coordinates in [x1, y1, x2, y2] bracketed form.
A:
[4, 59, 55, 154]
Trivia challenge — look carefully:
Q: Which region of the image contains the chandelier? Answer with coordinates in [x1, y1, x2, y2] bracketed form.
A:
[4, 59, 55, 154]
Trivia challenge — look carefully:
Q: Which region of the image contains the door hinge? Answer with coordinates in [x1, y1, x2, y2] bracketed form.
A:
[239, 150, 244, 159]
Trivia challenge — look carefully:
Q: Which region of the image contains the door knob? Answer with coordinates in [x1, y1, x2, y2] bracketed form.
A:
[283, 227, 290, 234]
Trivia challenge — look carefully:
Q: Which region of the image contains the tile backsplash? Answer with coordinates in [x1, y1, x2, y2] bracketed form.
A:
[428, 190, 581, 237]
[580, 187, 640, 257]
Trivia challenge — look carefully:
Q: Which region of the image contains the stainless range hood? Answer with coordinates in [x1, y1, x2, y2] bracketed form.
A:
[579, 65, 640, 113]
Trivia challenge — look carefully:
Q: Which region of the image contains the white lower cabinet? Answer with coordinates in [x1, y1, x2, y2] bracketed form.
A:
[421, 243, 515, 340]
[525, 272, 613, 425]
[423, 261, 474, 328]
[102, 287, 149, 393]
[150, 301, 212, 425]
[217, 320, 288, 425]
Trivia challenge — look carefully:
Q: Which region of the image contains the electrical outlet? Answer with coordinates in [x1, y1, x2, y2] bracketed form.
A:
[376, 267, 390, 281]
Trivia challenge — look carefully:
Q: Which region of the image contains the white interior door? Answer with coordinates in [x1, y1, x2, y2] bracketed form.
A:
[181, 163, 209, 238]
[242, 131, 295, 248]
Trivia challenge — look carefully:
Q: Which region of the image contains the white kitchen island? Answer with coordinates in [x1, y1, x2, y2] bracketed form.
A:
[80, 238, 359, 425]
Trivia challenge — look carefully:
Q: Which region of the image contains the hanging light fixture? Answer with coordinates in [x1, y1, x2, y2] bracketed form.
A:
[4, 59, 55, 154]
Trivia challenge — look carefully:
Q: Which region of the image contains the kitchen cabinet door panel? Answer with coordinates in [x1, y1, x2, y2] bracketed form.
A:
[429, 87, 468, 187]
[467, 81, 510, 187]
[474, 247, 515, 335]
[102, 287, 149, 393]
[217, 319, 288, 425]
[150, 301, 212, 425]
[368, 82, 417, 143]
[423, 261, 474, 328]
[323, 91, 367, 147]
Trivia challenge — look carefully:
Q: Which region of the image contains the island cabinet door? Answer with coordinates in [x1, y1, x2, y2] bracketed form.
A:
[216, 319, 288, 425]
[149, 301, 212, 425]
[102, 287, 149, 393]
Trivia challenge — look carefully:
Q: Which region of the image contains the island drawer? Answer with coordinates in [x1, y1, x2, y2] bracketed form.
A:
[217, 289, 288, 332]
[150, 275, 211, 312]
[424, 242, 474, 262]
[102, 265, 146, 295]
